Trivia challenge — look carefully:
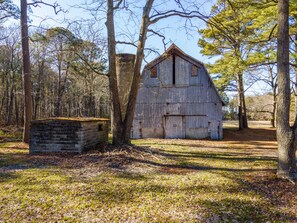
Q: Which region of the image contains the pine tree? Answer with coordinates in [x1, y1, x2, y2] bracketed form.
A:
[198, 0, 277, 130]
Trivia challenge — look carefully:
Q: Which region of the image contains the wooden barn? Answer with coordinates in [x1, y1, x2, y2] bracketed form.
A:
[131, 44, 225, 140]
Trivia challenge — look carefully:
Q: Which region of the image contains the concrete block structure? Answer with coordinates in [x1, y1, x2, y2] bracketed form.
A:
[29, 118, 109, 153]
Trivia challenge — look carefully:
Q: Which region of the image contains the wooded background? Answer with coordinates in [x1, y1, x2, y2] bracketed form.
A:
[0, 25, 110, 126]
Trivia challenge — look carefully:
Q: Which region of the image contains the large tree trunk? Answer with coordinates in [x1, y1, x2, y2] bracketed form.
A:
[20, 0, 33, 143]
[106, 0, 125, 145]
[276, 0, 297, 179]
[237, 73, 248, 130]
[106, 0, 154, 145]
[122, 0, 153, 142]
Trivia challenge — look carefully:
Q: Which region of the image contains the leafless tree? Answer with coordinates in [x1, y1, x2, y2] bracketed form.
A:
[20, 0, 33, 143]
[105, 0, 211, 145]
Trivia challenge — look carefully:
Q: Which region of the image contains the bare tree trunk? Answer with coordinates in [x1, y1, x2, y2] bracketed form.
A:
[20, 0, 33, 143]
[276, 0, 297, 179]
[106, 0, 125, 145]
[34, 60, 43, 119]
[54, 74, 61, 117]
[6, 80, 14, 125]
[237, 73, 245, 130]
[272, 85, 277, 128]
[49, 81, 54, 117]
[122, 0, 154, 142]
[54, 65, 68, 117]
[15, 93, 19, 127]
[54, 60, 62, 117]
[106, 0, 154, 145]
[268, 65, 277, 128]
[242, 89, 248, 128]
[54, 84, 63, 117]
[5, 75, 9, 122]
[0, 92, 4, 122]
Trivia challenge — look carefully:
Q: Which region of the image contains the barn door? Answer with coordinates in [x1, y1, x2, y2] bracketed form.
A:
[165, 116, 185, 138]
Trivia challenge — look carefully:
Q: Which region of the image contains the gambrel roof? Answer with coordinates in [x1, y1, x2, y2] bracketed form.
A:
[143, 43, 226, 105]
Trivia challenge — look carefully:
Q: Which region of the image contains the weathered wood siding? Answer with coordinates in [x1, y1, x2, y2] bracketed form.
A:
[132, 49, 223, 140]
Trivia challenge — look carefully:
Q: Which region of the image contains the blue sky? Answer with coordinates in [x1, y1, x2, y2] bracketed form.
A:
[10, 0, 267, 96]
[12, 0, 214, 63]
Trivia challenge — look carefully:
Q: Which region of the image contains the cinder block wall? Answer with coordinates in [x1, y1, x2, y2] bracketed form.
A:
[29, 118, 109, 153]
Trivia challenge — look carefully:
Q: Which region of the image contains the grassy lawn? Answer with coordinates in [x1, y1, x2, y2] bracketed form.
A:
[0, 122, 297, 222]
[0, 127, 22, 143]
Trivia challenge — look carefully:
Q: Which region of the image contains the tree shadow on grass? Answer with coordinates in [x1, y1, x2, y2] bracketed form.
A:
[201, 197, 296, 222]
[213, 169, 297, 222]
[156, 149, 277, 161]
[141, 142, 277, 152]
[0, 143, 277, 174]
[0, 144, 296, 222]
[113, 172, 148, 181]
[8, 169, 286, 221]
[126, 156, 276, 173]
[0, 171, 18, 182]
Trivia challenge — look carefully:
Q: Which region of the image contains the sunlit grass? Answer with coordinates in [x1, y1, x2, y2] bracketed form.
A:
[0, 123, 296, 222]
[0, 168, 273, 222]
[0, 129, 22, 142]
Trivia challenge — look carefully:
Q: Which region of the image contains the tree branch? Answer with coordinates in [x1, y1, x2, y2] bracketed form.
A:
[28, 0, 65, 14]
[149, 10, 207, 25]
[113, 0, 124, 10]
[73, 52, 107, 76]
[147, 29, 166, 52]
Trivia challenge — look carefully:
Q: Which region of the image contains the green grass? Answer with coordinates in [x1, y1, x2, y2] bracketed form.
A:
[0, 125, 296, 222]
[0, 128, 23, 143]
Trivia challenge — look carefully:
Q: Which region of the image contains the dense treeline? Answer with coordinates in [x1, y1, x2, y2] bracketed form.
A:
[0, 25, 110, 126]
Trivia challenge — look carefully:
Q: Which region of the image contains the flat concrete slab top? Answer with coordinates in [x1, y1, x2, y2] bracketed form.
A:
[31, 117, 109, 123]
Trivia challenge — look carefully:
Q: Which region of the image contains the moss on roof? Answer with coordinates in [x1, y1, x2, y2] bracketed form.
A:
[31, 117, 109, 123]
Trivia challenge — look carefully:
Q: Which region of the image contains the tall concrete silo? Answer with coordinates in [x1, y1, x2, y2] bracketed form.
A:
[115, 53, 135, 121]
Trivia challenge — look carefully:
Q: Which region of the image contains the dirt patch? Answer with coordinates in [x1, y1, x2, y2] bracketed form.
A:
[5, 145, 166, 174]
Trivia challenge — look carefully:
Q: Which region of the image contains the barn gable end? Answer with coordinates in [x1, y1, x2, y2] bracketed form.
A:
[132, 44, 224, 140]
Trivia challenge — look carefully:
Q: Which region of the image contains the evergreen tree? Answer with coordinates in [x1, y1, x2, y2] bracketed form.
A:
[198, 0, 277, 130]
